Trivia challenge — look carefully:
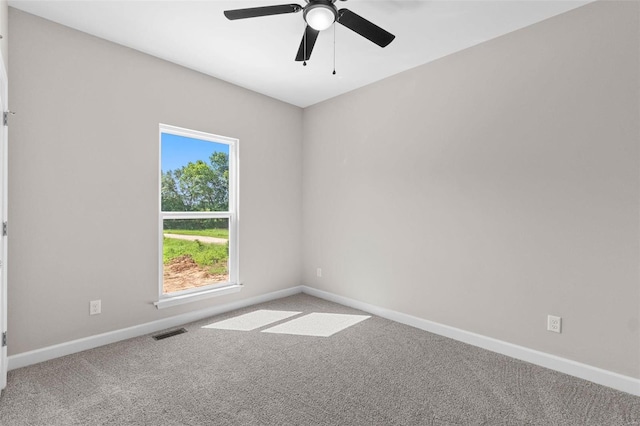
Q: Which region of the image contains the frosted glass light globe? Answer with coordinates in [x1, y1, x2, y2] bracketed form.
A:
[305, 5, 336, 31]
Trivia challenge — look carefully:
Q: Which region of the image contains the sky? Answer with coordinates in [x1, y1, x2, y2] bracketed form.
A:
[161, 133, 229, 173]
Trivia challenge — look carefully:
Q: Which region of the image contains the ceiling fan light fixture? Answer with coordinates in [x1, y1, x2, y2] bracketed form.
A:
[304, 3, 337, 31]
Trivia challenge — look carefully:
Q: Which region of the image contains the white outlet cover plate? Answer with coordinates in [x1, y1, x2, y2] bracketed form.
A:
[547, 315, 562, 333]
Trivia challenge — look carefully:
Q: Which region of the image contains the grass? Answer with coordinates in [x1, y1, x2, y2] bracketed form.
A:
[163, 228, 229, 238]
[163, 237, 228, 275]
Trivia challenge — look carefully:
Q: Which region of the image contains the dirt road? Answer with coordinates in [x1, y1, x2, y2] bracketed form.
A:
[163, 233, 228, 245]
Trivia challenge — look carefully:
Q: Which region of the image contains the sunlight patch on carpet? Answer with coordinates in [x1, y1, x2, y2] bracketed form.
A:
[202, 309, 301, 331]
[261, 313, 370, 337]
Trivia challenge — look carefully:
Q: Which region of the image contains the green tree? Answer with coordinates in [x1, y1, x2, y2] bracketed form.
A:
[161, 170, 185, 211]
[178, 160, 216, 210]
[209, 152, 229, 211]
[161, 151, 229, 213]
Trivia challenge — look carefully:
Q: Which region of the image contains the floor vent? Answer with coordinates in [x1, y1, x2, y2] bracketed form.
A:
[152, 328, 187, 340]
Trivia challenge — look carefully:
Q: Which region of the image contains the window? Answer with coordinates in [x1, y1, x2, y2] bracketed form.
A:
[156, 124, 239, 308]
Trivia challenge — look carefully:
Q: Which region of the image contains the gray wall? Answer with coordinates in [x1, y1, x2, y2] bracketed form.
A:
[302, 1, 640, 378]
[8, 8, 302, 355]
[0, 0, 7, 68]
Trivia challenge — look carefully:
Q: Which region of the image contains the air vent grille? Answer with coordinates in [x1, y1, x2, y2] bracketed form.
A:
[152, 328, 187, 340]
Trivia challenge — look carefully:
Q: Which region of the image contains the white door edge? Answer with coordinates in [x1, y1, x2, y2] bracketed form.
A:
[0, 52, 8, 392]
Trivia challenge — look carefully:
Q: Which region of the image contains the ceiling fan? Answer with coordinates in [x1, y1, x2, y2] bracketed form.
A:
[224, 0, 395, 63]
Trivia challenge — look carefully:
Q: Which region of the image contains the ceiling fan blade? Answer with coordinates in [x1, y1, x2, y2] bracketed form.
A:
[337, 9, 395, 47]
[224, 4, 302, 20]
[295, 26, 320, 61]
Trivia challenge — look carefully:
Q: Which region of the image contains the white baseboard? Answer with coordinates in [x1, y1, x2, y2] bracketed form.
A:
[8, 284, 639, 397]
[301, 286, 640, 397]
[8, 286, 303, 371]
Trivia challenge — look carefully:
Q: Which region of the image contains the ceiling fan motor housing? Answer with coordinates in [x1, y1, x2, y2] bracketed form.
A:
[304, 0, 338, 31]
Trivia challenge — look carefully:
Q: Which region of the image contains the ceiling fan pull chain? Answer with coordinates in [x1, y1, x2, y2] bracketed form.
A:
[332, 23, 336, 75]
[303, 24, 307, 66]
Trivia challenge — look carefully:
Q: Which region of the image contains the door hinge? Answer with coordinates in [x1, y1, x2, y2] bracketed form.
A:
[1, 332, 6, 347]
[3, 110, 14, 127]
[2, 221, 6, 237]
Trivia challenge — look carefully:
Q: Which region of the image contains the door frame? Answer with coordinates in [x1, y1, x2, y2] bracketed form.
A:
[0, 52, 8, 391]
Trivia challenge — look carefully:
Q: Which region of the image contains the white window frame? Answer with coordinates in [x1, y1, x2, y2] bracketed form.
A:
[155, 124, 240, 309]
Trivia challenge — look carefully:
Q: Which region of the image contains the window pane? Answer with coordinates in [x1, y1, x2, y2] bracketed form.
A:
[162, 218, 229, 294]
[161, 133, 229, 212]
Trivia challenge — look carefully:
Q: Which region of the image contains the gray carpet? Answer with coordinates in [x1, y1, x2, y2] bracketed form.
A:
[0, 294, 638, 425]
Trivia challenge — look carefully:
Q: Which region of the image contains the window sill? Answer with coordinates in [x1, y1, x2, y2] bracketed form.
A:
[154, 283, 242, 309]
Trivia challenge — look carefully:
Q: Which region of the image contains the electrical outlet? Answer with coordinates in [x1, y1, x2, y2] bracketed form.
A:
[316, 268, 322, 278]
[547, 315, 561, 333]
[90, 300, 101, 316]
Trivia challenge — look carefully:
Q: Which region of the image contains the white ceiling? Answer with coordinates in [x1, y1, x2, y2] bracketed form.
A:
[9, 0, 592, 107]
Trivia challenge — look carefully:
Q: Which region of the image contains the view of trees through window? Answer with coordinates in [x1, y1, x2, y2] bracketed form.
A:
[161, 131, 232, 294]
